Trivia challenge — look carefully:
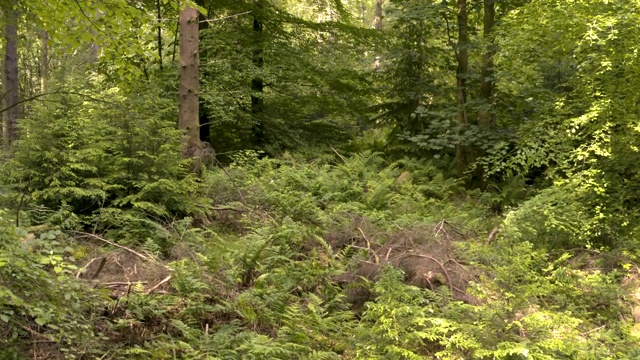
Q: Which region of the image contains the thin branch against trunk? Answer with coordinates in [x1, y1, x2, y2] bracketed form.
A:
[0, 89, 114, 114]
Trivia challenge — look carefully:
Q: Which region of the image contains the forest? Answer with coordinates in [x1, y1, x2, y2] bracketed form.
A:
[1, 0, 639, 358]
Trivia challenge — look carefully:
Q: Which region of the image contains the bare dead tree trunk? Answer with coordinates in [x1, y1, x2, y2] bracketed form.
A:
[3, 6, 19, 149]
[179, 6, 202, 158]
[454, 0, 469, 177]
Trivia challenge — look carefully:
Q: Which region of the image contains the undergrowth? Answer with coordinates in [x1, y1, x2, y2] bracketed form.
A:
[1, 151, 639, 359]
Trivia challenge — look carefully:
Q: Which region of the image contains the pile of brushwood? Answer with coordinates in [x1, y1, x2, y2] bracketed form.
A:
[1, 152, 640, 359]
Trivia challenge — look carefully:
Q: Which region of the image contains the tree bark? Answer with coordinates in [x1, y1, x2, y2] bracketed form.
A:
[374, 0, 383, 30]
[373, 0, 384, 69]
[470, 0, 497, 189]
[251, 0, 265, 147]
[3, 6, 19, 149]
[157, 0, 163, 70]
[179, 6, 202, 157]
[478, 0, 495, 128]
[41, 31, 49, 93]
[454, 0, 469, 177]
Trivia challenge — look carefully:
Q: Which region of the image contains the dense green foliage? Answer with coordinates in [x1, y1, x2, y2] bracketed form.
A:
[1, 0, 640, 358]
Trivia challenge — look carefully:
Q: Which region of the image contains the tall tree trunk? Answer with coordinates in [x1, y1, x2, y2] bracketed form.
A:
[454, 0, 469, 177]
[41, 31, 49, 93]
[89, 7, 104, 62]
[179, 6, 202, 157]
[3, 6, 19, 149]
[478, 0, 495, 128]
[157, 0, 163, 70]
[373, 0, 383, 69]
[472, 0, 496, 189]
[251, 0, 265, 147]
[374, 0, 383, 30]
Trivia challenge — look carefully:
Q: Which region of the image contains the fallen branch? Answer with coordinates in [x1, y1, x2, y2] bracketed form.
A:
[404, 254, 453, 293]
[357, 227, 380, 263]
[486, 227, 500, 244]
[90, 257, 107, 280]
[76, 256, 104, 278]
[331, 146, 347, 163]
[214, 158, 247, 205]
[105, 281, 148, 288]
[73, 231, 151, 262]
[21, 326, 54, 342]
[581, 325, 606, 336]
[146, 275, 172, 294]
[210, 206, 244, 212]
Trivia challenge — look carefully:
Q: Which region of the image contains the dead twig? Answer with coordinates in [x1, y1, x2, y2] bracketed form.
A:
[357, 227, 380, 263]
[214, 158, 247, 205]
[105, 281, 148, 287]
[74, 231, 152, 262]
[581, 325, 606, 336]
[487, 227, 500, 244]
[210, 206, 244, 212]
[90, 257, 107, 280]
[331, 146, 347, 163]
[435, 220, 467, 239]
[76, 256, 104, 278]
[146, 275, 172, 294]
[21, 326, 54, 342]
[404, 254, 453, 293]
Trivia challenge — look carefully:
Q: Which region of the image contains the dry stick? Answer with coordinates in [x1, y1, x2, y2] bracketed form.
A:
[210, 206, 243, 212]
[90, 257, 107, 280]
[74, 231, 151, 262]
[21, 326, 55, 342]
[404, 254, 453, 293]
[581, 325, 607, 336]
[442, 220, 468, 237]
[331, 146, 347, 163]
[384, 247, 393, 262]
[146, 275, 172, 295]
[214, 158, 247, 205]
[486, 227, 500, 243]
[443, 258, 471, 273]
[357, 227, 380, 263]
[76, 257, 102, 278]
[105, 281, 148, 287]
